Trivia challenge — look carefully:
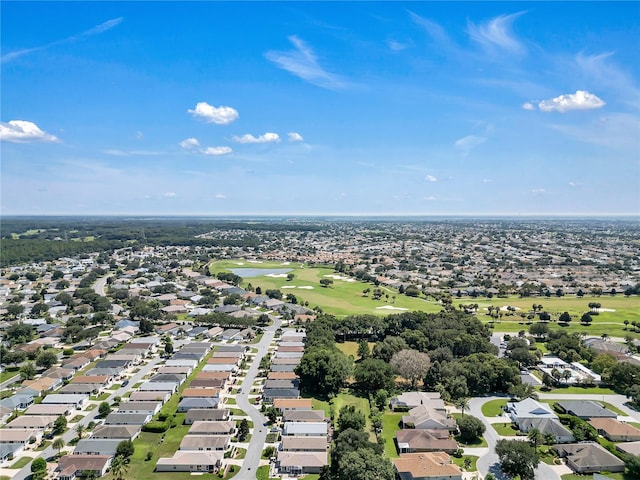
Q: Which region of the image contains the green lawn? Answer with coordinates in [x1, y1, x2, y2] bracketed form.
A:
[0, 368, 20, 384]
[381, 412, 404, 458]
[471, 295, 640, 339]
[481, 399, 507, 417]
[336, 341, 376, 360]
[10, 456, 32, 469]
[256, 465, 279, 480]
[492, 422, 520, 436]
[539, 385, 617, 395]
[562, 473, 632, 480]
[451, 455, 478, 472]
[210, 260, 442, 316]
[332, 392, 372, 435]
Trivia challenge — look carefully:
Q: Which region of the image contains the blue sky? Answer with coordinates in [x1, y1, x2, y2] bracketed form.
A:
[2, 2, 638, 216]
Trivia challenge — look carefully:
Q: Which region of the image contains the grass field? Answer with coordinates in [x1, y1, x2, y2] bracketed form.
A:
[481, 399, 508, 417]
[451, 455, 478, 472]
[492, 422, 520, 436]
[210, 260, 640, 337]
[466, 295, 640, 339]
[9, 456, 32, 469]
[381, 412, 403, 458]
[336, 341, 376, 360]
[210, 260, 442, 316]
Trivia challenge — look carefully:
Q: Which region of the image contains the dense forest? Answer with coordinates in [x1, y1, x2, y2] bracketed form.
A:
[0, 217, 321, 267]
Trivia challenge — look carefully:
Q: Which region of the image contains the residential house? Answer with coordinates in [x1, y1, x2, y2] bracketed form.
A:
[188, 421, 235, 436]
[555, 401, 617, 419]
[138, 382, 178, 394]
[0, 443, 24, 465]
[179, 435, 231, 451]
[393, 452, 463, 480]
[24, 404, 72, 417]
[41, 394, 87, 408]
[184, 409, 230, 425]
[117, 401, 162, 415]
[73, 438, 122, 456]
[91, 424, 141, 441]
[104, 412, 152, 426]
[274, 399, 312, 412]
[554, 443, 625, 474]
[0, 394, 34, 411]
[57, 454, 112, 480]
[589, 418, 640, 442]
[0, 428, 42, 446]
[518, 418, 574, 443]
[4, 415, 57, 430]
[128, 391, 171, 403]
[155, 451, 223, 472]
[390, 392, 443, 412]
[177, 398, 220, 412]
[282, 422, 327, 437]
[401, 405, 456, 431]
[507, 398, 557, 430]
[280, 436, 327, 452]
[395, 429, 458, 454]
[276, 451, 328, 475]
[283, 410, 326, 423]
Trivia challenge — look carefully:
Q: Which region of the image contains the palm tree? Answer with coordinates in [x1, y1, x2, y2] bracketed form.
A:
[562, 369, 572, 383]
[52, 437, 65, 457]
[75, 423, 85, 440]
[110, 455, 129, 480]
[528, 428, 543, 451]
[455, 397, 470, 417]
[543, 432, 556, 448]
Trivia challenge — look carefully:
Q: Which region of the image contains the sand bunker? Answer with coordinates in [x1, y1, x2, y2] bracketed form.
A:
[281, 261, 290, 265]
[266, 273, 289, 278]
[298, 286, 314, 289]
[324, 274, 356, 282]
[281, 286, 296, 289]
[234, 262, 245, 265]
[247, 260, 263, 264]
[500, 306, 521, 311]
[597, 308, 616, 312]
[376, 305, 409, 311]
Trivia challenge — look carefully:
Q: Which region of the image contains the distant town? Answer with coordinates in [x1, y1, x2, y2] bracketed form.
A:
[0, 217, 639, 480]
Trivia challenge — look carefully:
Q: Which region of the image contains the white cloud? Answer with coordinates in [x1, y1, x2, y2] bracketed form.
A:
[522, 102, 535, 111]
[288, 132, 304, 142]
[265, 35, 346, 90]
[135, 130, 144, 139]
[387, 39, 411, 51]
[102, 149, 163, 156]
[424, 196, 437, 201]
[568, 181, 578, 187]
[163, 192, 177, 198]
[2, 17, 123, 63]
[454, 135, 487, 151]
[202, 146, 232, 156]
[215, 193, 227, 199]
[188, 102, 239, 124]
[531, 188, 546, 194]
[425, 175, 438, 182]
[467, 12, 526, 54]
[0, 120, 59, 143]
[482, 178, 493, 183]
[538, 90, 605, 113]
[180, 137, 200, 149]
[232, 132, 280, 144]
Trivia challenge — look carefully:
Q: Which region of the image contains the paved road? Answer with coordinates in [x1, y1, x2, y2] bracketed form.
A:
[10, 338, 190, 480]
[92, 275, 109, 296]
[0, 373, 20, 391]
[233, 318, 281, 480]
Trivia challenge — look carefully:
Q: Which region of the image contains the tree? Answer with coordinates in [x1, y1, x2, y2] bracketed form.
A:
[264, 406, 278, 424]
[454, 397, 470, 417]
[353, 358, 396, 393]
[139, 318, 154, 334]
[456, 415, 485, 442]
[372, 336, 408, 363]
[337, 448, 395, 480]
[53, 437, 65, 456]
[35, 350, 58, 369]
[357, 339, 370, 360]
[99, 401, 112, 417]
[319, 278, 333, 288]
[110, 454, 129, 480]
[238, 418, 249, 441]
[295, 347, 352, 395]
[19, 362, 36, 380]
[529, 322, 549, 339]
[53, 415, 67, 435]
[508, 383, 538, 401]
[164, 342, 174, 355]
[337, 405, 366, 433]
[31, 457, 47, 480]
[559, 311, 571, 324]
[580, 312, 593, 325]
[115, 439, 134, 459]
[390, 349, 431, 388]
[626, 455, 640, 479]
[374, 389, 389, 412]
[495, 438, 540, 480]
[75, 423, 86, 440]
[528, 428, 543, 451]
[6, 303, 24, 318]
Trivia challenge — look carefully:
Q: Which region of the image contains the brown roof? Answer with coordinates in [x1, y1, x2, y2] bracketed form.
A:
[278, 346, 305, 352]
[281, 436, 328, 451]
[181, 388, 220, 398]
[589, 418, 640, 437]
[58, 455, 111, 475]
[268, 371, 299, 380]
[395, 429, 458, 452]
[70, 375, 110, 384]
[393, 452, 462, 479]
[207, 357, 238, 364]
[196, 371, 231, 380]
[273, 398, 312, 410]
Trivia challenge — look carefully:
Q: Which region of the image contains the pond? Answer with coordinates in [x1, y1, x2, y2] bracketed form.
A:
[229, 268, 292, 278]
